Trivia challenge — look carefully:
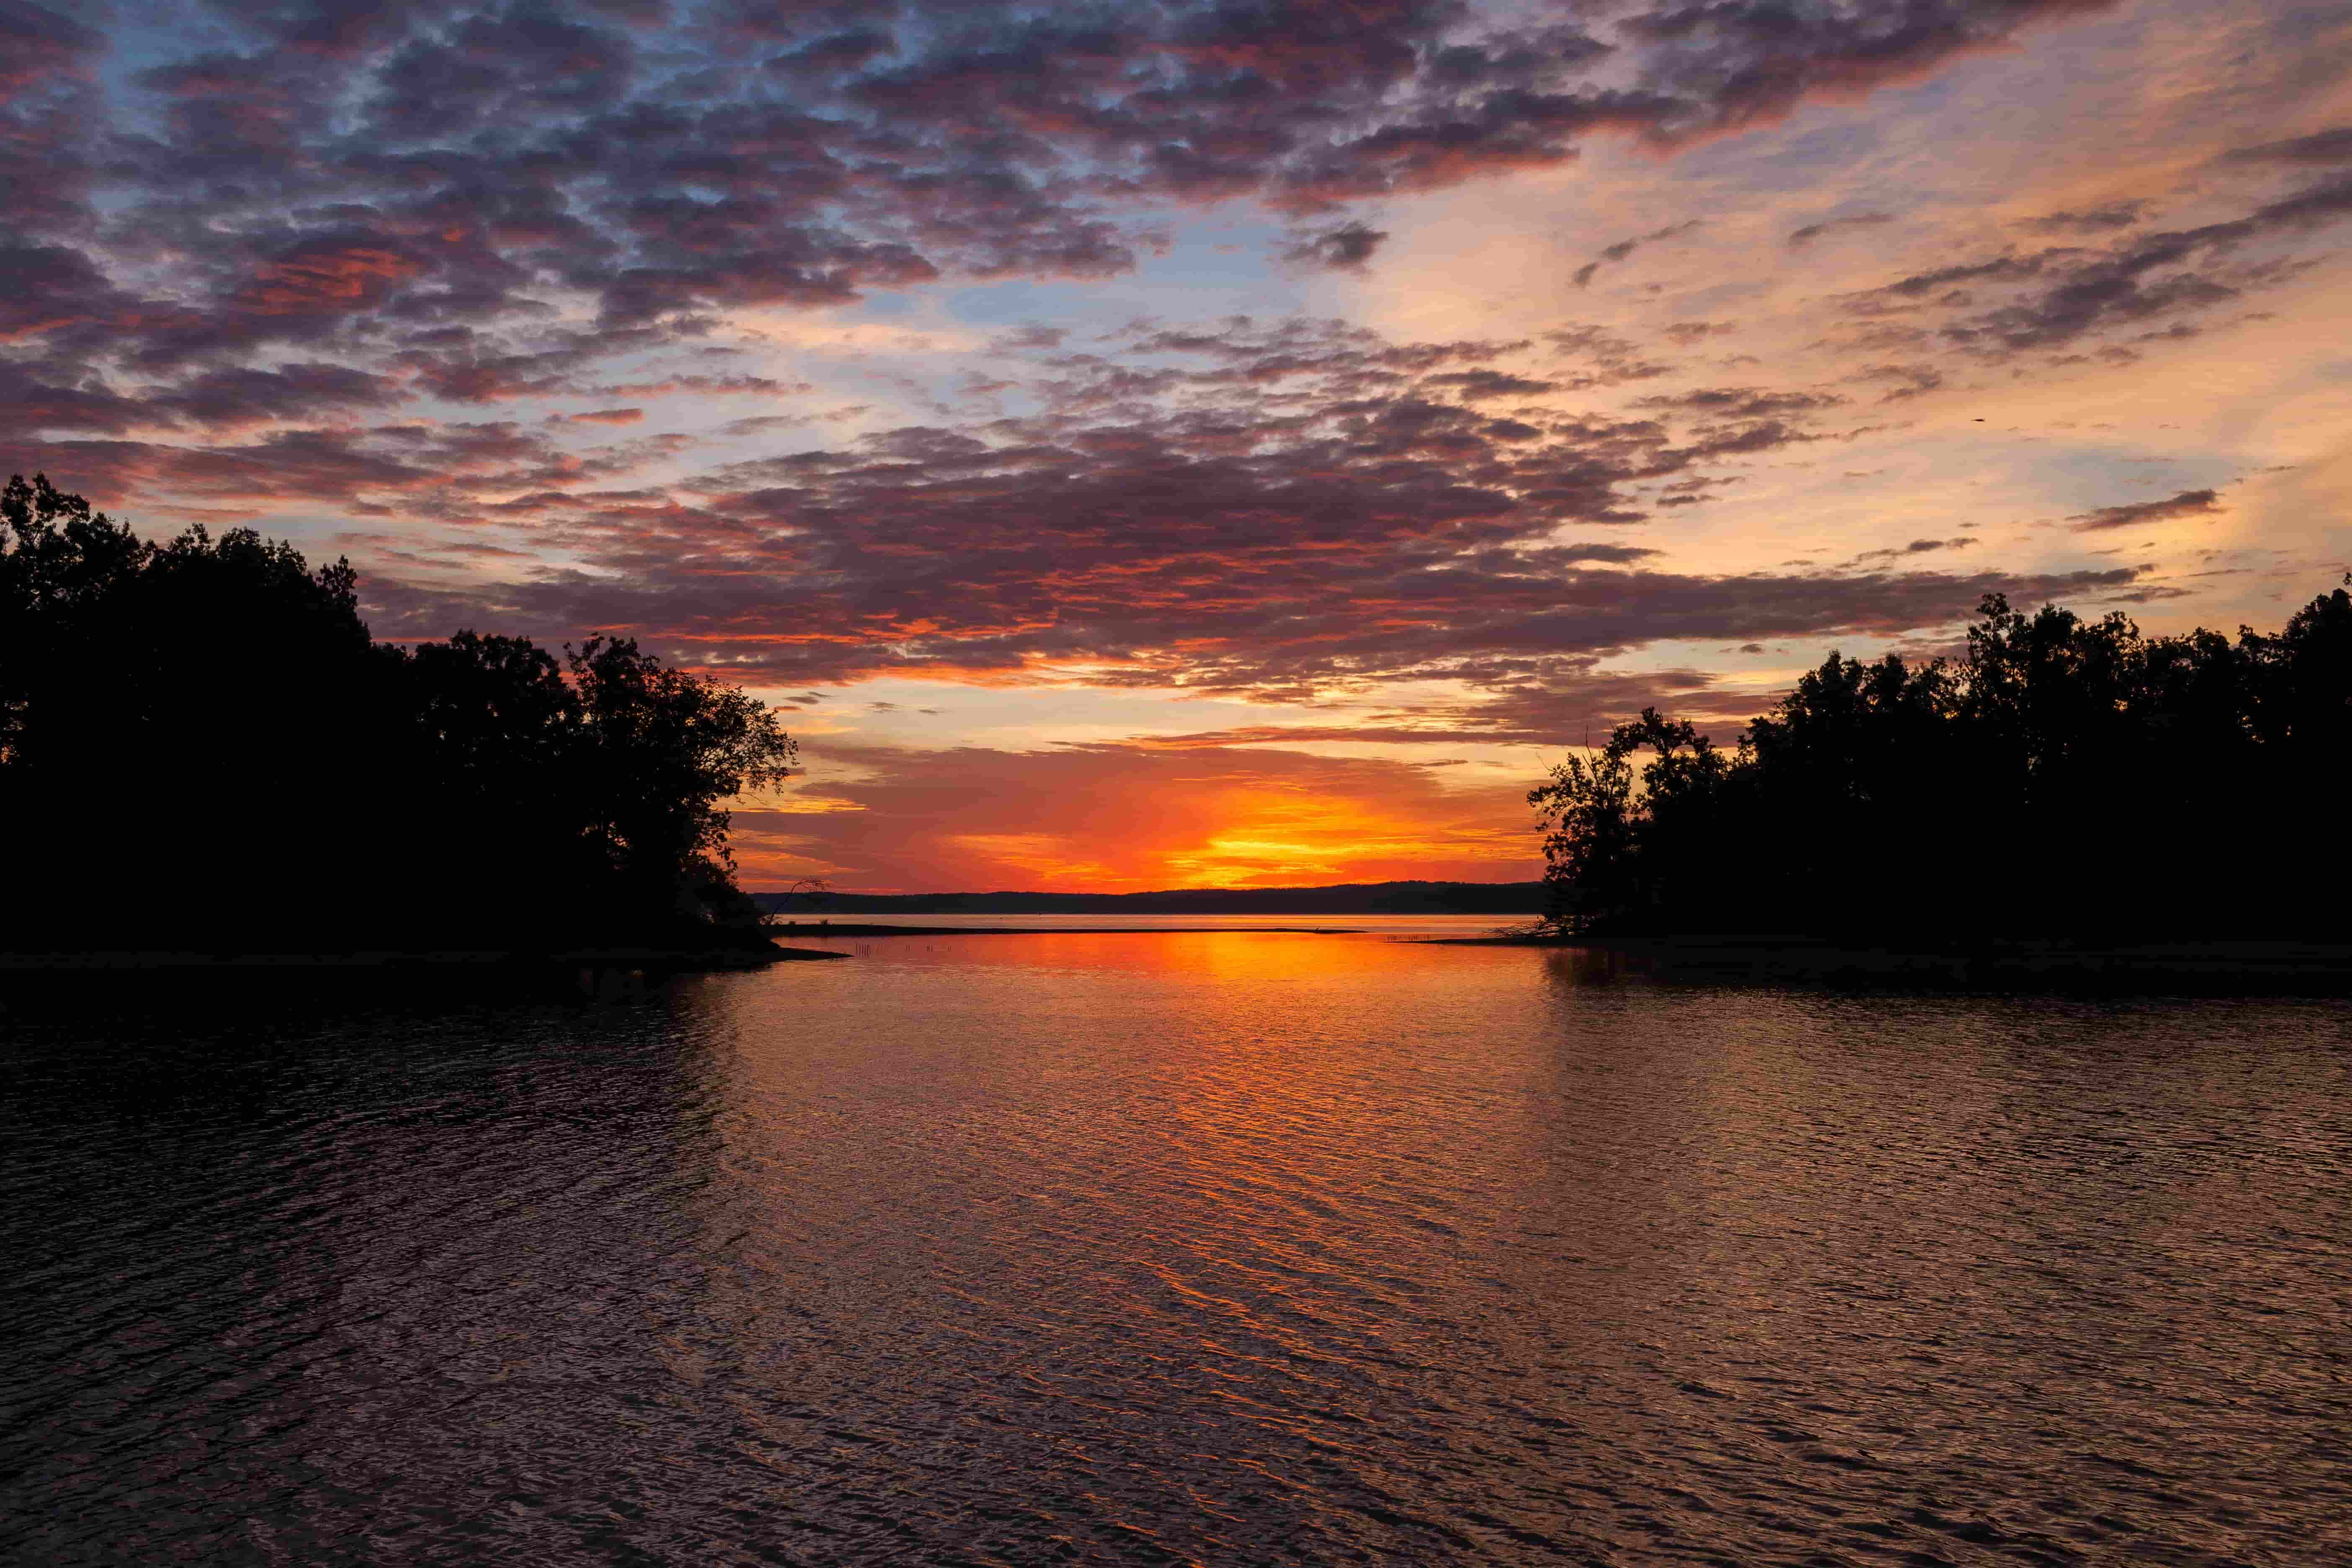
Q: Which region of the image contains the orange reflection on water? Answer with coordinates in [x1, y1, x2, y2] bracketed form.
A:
[780, 926, 1507, 982]
[761, 928, 1545, 1230]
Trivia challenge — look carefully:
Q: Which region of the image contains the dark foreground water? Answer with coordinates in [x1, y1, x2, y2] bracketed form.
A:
[5, 932, 2349, 1565]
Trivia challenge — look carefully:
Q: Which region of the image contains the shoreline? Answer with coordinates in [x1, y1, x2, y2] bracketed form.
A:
[11, 928, 2348, 994]
[1421, 932, 2352, 992]
[0, 943, 848, 975]
[0, 924, 1383, 974]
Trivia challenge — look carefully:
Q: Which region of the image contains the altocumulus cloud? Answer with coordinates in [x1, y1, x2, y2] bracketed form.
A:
[2, 0, 2337, 792]
[7, 0, 2131, 399]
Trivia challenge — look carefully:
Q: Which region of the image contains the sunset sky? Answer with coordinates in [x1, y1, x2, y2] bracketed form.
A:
[9, 0, 2351, 890]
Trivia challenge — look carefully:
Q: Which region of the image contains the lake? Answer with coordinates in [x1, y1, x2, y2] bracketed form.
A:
[5, 923, 2348, 1564]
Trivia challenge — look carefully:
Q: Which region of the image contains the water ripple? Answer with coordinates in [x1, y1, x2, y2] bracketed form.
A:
[4, 939, 2349, 1563]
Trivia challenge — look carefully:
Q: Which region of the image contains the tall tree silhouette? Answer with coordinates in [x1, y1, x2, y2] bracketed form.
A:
[1533, 582, 2352, 940]
[2, 475, 793, 954]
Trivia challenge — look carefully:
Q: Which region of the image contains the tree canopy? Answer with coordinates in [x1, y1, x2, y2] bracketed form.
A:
[2, 474, 794, 953]
[1531, 583, 2352, 940]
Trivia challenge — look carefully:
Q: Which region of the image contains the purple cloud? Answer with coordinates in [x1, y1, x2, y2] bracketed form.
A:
[2068, 488, 2223, 532]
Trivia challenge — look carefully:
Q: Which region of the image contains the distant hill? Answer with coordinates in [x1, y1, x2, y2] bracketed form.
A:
[750, 880, 1546, 916]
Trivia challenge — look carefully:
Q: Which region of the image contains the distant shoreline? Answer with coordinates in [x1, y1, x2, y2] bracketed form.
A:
[750, 879, 1545, 918]
[766, 922, 1368, 937]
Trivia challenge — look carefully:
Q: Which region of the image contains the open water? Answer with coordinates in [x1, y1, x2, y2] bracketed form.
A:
[4, 923, 2349, 1565]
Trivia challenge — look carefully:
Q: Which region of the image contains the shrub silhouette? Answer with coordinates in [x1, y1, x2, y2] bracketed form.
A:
[2, 474, 794, 954]
[1531, 582, 2352, 941]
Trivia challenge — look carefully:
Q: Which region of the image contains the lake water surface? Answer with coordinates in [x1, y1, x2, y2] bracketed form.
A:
[5, 926, 2349, 1564]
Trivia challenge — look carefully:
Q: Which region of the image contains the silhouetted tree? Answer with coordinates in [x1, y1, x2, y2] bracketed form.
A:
[1529, 707, 1736, 929]
[1744, 650, 1965, 932]
[564, 634, 798, 926]
[1532, 580, 2352, 940]
[1, 474, 795, 954]
[4, 476, 392, 946]
[1529, 725, 1638, 928]
[393, 630, 587, 923]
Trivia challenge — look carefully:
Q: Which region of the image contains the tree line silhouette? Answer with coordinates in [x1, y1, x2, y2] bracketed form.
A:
[1532, 579, 2352, 940]
[2, 475, 796, 954]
